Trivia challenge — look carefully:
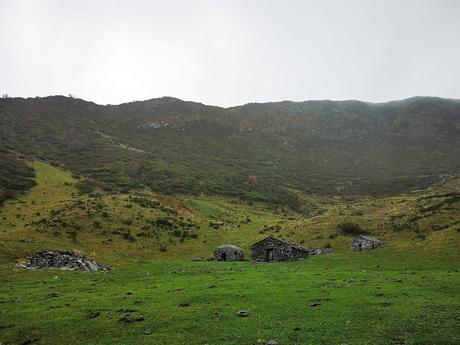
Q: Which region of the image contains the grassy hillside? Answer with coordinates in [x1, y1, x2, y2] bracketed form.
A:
[1, 161, 458, 266]
[1, 96, 459, 208]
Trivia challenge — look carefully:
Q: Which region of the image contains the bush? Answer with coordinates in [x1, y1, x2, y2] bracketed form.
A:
[75, 180, 100, 194]
[337, 222, 369, 236]
[122, 231, 135, 242]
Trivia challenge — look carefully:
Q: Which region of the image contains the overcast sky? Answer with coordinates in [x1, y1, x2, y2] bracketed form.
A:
[1, 0, 459, 107]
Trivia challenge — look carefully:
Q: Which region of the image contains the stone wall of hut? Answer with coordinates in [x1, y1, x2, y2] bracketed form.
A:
[250, 237, 309, 262]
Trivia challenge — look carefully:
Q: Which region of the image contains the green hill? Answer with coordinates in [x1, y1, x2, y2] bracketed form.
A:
[1, 96, 459, 210]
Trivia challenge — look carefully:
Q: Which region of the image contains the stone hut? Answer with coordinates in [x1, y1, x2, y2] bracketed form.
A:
[250, 236, 309, 262]
[213, 244, 244, 261]
[350, 235, 382, 251]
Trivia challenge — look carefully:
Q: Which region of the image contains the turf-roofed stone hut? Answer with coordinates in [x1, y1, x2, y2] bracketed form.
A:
[250, 236, 309, 262]
[351, 235, 383, 251]
[214, 244, 244, 261]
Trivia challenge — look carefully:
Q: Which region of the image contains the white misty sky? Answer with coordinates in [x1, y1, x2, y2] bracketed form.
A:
[1, 0, 459, 107]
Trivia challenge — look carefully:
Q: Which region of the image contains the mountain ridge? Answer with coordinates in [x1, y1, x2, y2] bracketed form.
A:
[1, 95, 459, 209]
[5, 94, 459, 108]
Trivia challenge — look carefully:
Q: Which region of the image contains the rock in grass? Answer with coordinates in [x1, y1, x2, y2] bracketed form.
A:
[24, 251, 109, 272]
[87, 311, 100, 319]
[0, 323, 14, 329]
[236, 310, 249, 317]
[179, 302, 190, 307]
[309, 302, 321, 307]
[191, 257, 206, 262]
[267, 340, 279, 345]
[119, 316, 145, 323]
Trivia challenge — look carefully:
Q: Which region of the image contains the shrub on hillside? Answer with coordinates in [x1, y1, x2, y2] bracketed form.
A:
[337, 222, 369, 236]
[75, 180, 100, 194]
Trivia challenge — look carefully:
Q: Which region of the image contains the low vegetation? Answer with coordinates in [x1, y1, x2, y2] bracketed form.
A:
[1, 96, 460, 208]
[337, 222, 370, 236]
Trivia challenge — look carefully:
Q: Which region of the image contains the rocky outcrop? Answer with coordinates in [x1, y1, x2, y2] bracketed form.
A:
[24, 251, 109, 272]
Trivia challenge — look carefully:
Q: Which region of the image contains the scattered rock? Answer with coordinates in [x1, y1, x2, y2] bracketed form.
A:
[267, 340, 279, 345]
[117, 308, 138, 313]
[179, 302, 190, 307]
[87, 311, 100, 319]
[48, 305, 62, 309]
[308, 248, 334, 256]
[24, 251, 109, 272]
[0, 323, 14, 329]
[21, 338, 39, 345]
[191, 257, 206, 262]
[236, 310, 249, 317]
[309, 303, 321, 307]
[48, 292, 59, 298]
[119, 316, 145, 323]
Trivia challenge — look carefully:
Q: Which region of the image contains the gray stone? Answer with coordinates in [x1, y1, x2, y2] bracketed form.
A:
[350, 235, 382, 251]
[308, 248, 334, 256]
[214, 244, 244, 262]
[236, 310, 249, 317]
[24, 251, 109, 272]
[267, 341, 279, 345]
[251, 236, 308, 262]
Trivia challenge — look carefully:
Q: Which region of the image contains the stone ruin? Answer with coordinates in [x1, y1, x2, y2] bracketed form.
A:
[213, 244, 244, 261]
[250, 236, 309, 262]
[23, 250, 109, 272]
[308, 247, 334, 256]
[350, 235, 383, 251]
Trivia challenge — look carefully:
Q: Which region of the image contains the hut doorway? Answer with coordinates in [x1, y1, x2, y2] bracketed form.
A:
[266, 248, 273, 261]
[221, 253, 227, 261]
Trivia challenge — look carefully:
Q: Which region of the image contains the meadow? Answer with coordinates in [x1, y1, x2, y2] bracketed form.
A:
[1, 249, 459, 345]
[0, 161, 459, 344]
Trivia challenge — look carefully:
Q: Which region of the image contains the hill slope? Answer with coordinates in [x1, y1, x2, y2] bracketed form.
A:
[1, 161, 458, 264]
[1, 96, 459, 208]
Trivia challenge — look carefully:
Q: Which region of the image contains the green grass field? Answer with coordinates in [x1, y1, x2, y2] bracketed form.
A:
[0, 161, 459, 344]
[1, 249, 459, 345]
